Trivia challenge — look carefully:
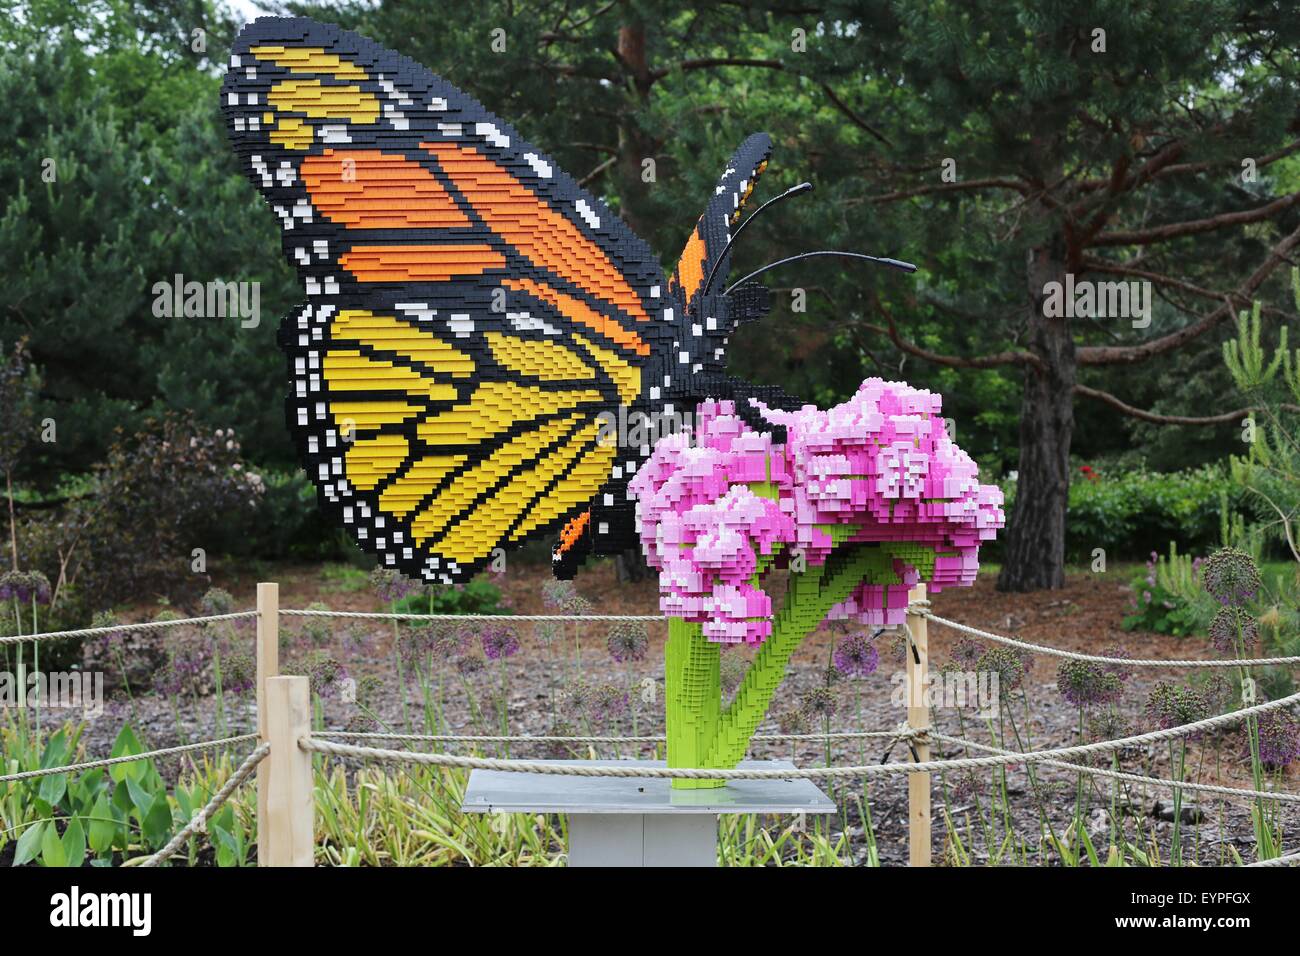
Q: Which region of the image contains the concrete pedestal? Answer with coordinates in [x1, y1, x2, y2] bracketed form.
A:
[461, 759, 835, 867]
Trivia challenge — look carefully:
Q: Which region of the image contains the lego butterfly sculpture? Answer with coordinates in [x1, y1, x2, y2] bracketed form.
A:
[223, 17, 1005, 786]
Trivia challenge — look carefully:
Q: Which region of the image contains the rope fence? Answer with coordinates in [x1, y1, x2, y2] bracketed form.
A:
[928, 730, 1300, 804]
[917, 604, 1300, 668]
[137, 744, 269, 868]
[298, 687, 1300, 781]
[0, 610, 258, 646]
[1247, 850, 1300, 868]
[307, 726, 1298, 804]
[0, 734, 259, 784]
[7, 600, 1299, 667]
[4, 581, 1299, 867]
[281, 609, 662, 623]
[312, 729, 904, 744]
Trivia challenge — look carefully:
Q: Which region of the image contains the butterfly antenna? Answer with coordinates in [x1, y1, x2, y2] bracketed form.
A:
[702, 181, 814, 297]
[723, 250, 917, 297]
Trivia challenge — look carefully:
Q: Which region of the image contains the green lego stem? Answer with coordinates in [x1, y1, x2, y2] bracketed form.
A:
[662, 543, 893, 790]
[664, 617, 722, 789]
[703, 546, 885, 772]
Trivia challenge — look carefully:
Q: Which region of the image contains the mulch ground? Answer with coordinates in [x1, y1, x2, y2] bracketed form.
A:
[64, 557, 1298, 866]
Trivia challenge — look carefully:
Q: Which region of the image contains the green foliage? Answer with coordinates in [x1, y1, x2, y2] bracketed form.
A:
[1222, 268, 1300, 567]
[393, 578, 508, 618]
[0, 338, 39, 481]
[1122, 542, 1217, 636]
[0, 21, 298, 487]
[213, 468, 353, 562]
[999, 465, 1237, 562]
[1, 721, 255, 866]
[17, 415, 262, 613]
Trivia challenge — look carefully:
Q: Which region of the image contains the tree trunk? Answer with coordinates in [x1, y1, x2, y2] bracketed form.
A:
[614, 21, 659, 240]
[614, 548, 649, 583]
[997, 241, 1075, 592]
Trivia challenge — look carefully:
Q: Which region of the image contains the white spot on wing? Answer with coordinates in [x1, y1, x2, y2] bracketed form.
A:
[524, 153, 552, 178]
[476, 122, 509, 147]
[574, 199, 600, 230]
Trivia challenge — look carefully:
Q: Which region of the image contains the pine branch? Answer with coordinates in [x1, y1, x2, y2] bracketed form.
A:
[1089, 191, 1300, 247]
[862, 178, 1030, 203]
[1078, 221, 1300, 365]
[1074, 384, 1253, 425]
[863, 295, 1042, 370]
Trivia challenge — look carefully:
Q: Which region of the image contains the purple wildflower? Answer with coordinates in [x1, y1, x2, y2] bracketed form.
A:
[777, 706, 810, 736]
[1208, 606, 1258, 654]
[1145, 681, 1210, 738]
[800, 685, 837, 720]
[224, 650, 256, 695]
[949, 771, 980, 803]
[976, 646, 1027, 698]
[1200, 548, 1261, 607]
[1056, 659, 1123, 708]
[341, 623, 374, 656]
[606, 621, 649, 663]
[541, 580, 591, 615]
[370, 566, 419, 603]
[307, 654, 348, 699]
[587, 682, 628, 722]
[428, 623, 466, 662]
[950, 637, 986, 670]
[1088, 709, 1132, 745]
[456, 653, 486, 676]
[1102, 644, 1134, 684]
[1254, 710, 1300, 769]
[833, 632, 880, 678]
[28, 571, 51, 606]
[395, 626, 430, 667]
[563, 678, 592, 717]
[481, 624, 520, 661]
[0, 570, 51, 605]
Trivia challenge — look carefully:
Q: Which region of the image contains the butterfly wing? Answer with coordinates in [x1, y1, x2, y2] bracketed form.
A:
[663, 133, 804, 432]
[222, 17, 671, 583]
[669, 132, 772, 314]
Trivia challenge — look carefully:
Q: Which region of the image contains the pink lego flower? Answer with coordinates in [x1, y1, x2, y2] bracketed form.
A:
[628, 381, 1005, 643]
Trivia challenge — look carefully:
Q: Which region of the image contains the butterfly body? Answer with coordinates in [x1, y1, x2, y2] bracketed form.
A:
[222, 17, 794, 583]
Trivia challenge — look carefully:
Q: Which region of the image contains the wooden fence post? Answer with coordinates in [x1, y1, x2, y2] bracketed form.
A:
[255, 582, 279, 866]
[906, 583, 931, 867]
[261, 675, 314, 866]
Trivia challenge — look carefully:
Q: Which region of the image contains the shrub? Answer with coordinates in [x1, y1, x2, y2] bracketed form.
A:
[214, 468, 355, 562]
[1122, 543, 1218, 637]
[16, 414, 263, 614]
[997, 464, 1239, 563]
[393, 577, 508, 619]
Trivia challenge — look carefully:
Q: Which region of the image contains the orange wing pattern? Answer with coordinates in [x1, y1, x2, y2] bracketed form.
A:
[669, 134, 772, 318]
[222, 17, 672, 583]
[223, 18, 785, 583]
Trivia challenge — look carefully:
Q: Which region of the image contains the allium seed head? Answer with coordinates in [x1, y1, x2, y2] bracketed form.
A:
[1200, 548, 1261, 607]
[1208, 606, 1258, 654]
[606, 621, 649, 663]
[833, 632, 880, 678]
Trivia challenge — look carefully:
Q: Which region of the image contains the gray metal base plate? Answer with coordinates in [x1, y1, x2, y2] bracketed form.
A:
[461, 759, 835, 867]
